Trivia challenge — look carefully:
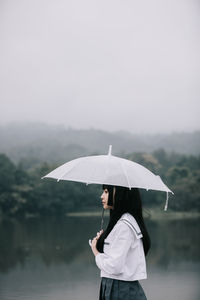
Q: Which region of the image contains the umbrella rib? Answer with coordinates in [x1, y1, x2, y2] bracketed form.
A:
[119, 160, 131, 189]
[57, 159, 84, 182]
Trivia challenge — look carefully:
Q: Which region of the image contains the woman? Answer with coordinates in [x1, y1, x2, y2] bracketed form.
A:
[90, 185, 150, 300]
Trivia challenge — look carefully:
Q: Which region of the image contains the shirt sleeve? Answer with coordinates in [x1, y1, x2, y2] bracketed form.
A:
[95, 222, 134, 275]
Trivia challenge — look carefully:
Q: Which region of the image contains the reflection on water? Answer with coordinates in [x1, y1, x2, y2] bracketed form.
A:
[0, 216, 199, 300]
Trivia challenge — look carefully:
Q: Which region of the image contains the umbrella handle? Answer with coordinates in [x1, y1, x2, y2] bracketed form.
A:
[88, 208, 105, 248]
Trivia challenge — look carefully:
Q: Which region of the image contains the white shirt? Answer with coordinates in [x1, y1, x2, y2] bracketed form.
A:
[95, 213, 147, 281]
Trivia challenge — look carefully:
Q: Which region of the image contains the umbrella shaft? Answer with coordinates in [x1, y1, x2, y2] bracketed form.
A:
[100, 208, 104, 231]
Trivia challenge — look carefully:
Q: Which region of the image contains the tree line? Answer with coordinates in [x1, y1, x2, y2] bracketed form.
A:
[0, 149, 199, 218]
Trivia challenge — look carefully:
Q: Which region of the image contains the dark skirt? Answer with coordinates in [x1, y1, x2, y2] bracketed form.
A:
[99, 277, 147, 300]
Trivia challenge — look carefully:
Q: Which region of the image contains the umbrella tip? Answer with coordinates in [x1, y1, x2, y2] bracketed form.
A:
[108, 145, 112, 155]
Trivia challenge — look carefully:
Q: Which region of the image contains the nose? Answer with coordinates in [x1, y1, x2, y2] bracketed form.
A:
[101, 192, 104, 199]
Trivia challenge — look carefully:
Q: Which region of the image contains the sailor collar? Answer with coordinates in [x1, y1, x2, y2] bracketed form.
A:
[118, 213, 143, 239]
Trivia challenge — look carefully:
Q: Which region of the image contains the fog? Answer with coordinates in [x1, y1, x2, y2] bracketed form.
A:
[0, 0, 199, 134]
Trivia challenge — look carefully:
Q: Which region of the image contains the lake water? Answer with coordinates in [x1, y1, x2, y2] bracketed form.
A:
[0, 215, 199, 300]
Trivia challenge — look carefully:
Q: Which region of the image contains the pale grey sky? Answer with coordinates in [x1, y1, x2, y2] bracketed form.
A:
[0, 0, 199, 134]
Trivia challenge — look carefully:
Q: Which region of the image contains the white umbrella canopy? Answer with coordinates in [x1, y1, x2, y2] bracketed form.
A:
[42, 145, 173, 210]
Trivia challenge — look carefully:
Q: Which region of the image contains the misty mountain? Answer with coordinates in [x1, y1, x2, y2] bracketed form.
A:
[0, 122, 199, 165]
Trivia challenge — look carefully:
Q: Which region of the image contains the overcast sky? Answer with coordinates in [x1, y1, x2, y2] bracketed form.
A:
[0, 0, 199, 134]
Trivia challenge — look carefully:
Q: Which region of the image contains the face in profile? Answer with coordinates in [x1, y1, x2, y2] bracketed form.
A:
[101, 188, 114, 210]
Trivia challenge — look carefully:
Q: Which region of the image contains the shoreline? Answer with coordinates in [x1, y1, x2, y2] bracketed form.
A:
[0, 211, 199, 222]
[66, 210, 200, 220]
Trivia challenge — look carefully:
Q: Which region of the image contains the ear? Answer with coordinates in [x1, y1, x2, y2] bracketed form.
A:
[113, 187, 116, 204]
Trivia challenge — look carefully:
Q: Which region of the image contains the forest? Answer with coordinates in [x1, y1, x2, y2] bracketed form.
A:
[0, 148, 199, 218]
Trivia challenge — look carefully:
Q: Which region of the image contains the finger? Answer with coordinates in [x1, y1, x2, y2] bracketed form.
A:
[98, 230, 103, 237]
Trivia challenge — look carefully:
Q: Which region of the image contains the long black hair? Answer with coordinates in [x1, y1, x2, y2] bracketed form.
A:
[96, 185, 151, 256]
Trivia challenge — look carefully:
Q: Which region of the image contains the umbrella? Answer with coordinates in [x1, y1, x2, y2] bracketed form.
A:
[42, 145, 173, 211]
